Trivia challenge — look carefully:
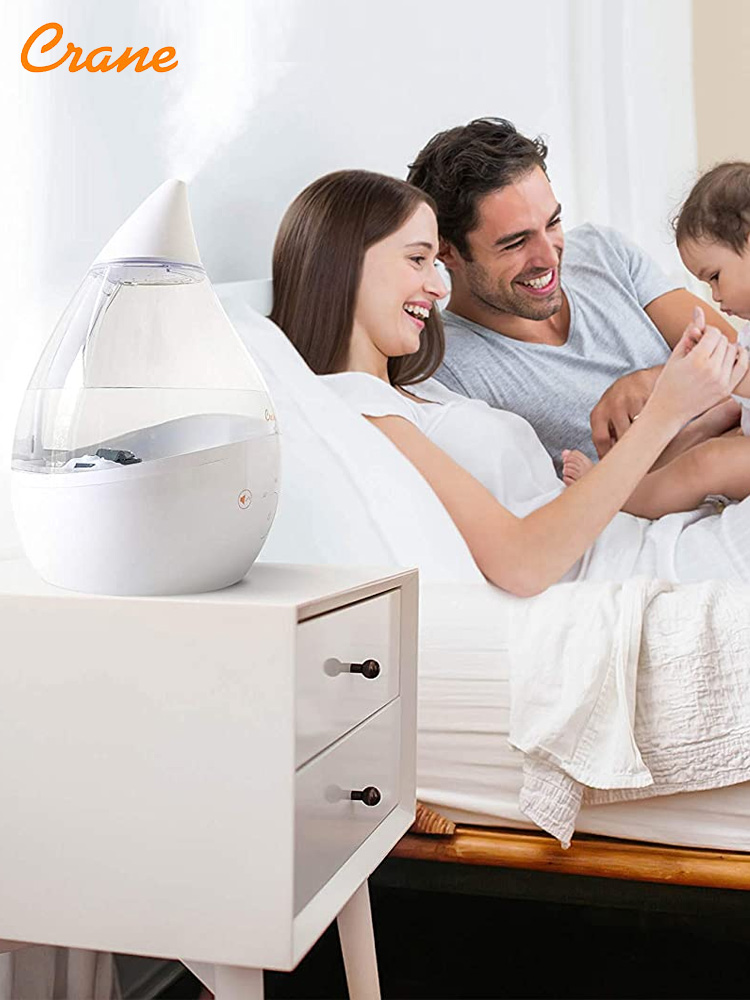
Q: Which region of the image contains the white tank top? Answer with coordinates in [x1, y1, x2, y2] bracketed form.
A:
[322, 371, 564, 517]
[321, 372, 653, 583]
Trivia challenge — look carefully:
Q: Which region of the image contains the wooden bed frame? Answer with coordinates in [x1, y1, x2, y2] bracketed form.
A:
[389, 824, 750, 891]
[373, 823, 750, 986]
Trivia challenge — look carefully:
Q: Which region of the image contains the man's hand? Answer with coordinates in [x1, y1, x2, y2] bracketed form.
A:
[590, 306, 738, 458]
[590, 366, 663, 458]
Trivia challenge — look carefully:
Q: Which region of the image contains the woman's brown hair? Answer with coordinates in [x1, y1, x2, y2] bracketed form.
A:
[269, 169, 445, 387]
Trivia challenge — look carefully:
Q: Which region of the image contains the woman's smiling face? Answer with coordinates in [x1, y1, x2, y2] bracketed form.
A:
[347, 201, 447, 375]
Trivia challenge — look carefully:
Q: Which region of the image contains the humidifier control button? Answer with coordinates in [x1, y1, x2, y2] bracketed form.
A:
[95, 448, 142, 466]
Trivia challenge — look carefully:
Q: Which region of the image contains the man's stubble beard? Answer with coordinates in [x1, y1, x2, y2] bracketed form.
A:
[464, 255, 564, 322]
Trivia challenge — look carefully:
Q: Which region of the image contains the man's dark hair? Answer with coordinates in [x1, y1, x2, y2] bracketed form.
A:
[674, 162, 750, 253]
[407, 117, 549, 258]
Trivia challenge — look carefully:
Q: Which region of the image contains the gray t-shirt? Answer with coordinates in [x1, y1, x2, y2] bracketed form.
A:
[436, 223, 680, 472]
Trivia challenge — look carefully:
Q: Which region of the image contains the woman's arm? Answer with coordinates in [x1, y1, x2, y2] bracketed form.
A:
[369, 408, 679, 596]
[369, 327, 746, 597]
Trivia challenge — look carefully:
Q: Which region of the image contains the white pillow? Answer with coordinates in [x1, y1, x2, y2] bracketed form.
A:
[215, 281, 483, 583]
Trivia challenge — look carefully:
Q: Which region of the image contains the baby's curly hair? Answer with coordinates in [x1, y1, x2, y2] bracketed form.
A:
[674, 162, 750, 253]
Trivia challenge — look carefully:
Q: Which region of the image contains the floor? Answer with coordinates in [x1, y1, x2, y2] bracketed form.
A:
[157, 882, 750, 999]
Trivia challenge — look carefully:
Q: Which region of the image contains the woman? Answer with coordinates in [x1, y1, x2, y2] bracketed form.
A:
[270, 170, 750, 596]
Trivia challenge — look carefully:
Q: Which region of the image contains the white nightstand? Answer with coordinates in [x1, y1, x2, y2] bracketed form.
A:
[0, 559, 418, 1000]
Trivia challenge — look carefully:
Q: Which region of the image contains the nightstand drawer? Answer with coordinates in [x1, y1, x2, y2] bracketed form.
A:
[295, 589, 400, 767]
[294, 698, 400, 914]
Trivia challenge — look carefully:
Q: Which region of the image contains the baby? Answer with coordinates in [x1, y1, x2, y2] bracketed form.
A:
[563, 162, 750, 518]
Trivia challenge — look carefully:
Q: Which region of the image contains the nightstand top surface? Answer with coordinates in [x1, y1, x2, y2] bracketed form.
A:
[0, 556, 416, 615]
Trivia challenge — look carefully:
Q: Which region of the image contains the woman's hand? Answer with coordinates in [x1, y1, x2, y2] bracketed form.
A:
[648, 307, 748, 426]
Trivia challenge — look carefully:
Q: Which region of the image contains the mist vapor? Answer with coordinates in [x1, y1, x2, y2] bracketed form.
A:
[157, 0, 293, 182]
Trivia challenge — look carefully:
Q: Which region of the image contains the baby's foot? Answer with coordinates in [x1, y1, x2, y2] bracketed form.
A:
[562, 449, 593, 486]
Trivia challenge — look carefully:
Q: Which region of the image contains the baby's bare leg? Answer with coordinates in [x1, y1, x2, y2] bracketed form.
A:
[623, 436, 750, 518]
[650, 398, 741, 470]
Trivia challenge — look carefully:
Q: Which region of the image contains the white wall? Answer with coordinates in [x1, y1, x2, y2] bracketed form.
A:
[1, 0, 696, 463]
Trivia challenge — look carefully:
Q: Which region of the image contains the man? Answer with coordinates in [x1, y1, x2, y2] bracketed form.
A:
[407, 118, 736, 473]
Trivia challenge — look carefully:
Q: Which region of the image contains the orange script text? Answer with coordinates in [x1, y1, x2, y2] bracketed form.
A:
[21, 22, 178, 73]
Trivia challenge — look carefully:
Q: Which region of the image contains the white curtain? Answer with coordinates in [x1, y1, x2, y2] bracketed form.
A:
[566, 0, 697, 279]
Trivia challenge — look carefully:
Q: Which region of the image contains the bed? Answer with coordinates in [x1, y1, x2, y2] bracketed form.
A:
[212, 278, 750, 902]
[386, 576, 750, 903]
[392, 658, 750, 893]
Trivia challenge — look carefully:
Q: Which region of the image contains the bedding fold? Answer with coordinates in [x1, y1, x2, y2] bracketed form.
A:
[508, 578, 750, 846]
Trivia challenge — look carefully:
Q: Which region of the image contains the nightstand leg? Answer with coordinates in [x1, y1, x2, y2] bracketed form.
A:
[214, 964, 264, 1000]
[182, 961, 264, 1000]
[337, 879, 381, 1000]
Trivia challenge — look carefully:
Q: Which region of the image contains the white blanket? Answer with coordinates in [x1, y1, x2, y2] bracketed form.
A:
[509, 577, 750, 847]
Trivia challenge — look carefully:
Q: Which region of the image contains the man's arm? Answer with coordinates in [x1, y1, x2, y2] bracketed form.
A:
[590, 290, 738, 457]
[644, 288, 736, 347]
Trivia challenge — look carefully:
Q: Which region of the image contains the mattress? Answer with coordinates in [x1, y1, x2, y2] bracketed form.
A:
[418, 583, 750, 851]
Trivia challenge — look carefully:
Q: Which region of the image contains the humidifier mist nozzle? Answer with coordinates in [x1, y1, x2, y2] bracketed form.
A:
[92, 178, 203, 268]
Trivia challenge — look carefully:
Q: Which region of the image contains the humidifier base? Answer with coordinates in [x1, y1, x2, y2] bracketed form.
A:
[11, 435, 280, 596]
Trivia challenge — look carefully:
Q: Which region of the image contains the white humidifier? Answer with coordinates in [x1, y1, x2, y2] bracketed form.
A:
[11, 180, 280, 596]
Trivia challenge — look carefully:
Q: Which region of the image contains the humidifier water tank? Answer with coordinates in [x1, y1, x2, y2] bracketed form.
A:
[11, 180, 280, 596]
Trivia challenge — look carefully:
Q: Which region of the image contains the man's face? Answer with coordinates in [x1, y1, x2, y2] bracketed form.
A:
[444, 167, 565, 321]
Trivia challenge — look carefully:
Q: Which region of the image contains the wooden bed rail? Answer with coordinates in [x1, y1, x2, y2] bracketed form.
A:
[390, 825, 750, 891]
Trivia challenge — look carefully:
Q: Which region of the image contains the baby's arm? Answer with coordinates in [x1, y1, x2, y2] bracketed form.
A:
[649, 398, 741, 469]
[729, 367, 750, 399]
[564, 400, 741, 486]
[622, 434, 750, 518]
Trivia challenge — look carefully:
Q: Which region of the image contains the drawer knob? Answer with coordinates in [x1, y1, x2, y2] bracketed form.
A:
[349, 658, 381, 679]
[350, 786, 382, 807]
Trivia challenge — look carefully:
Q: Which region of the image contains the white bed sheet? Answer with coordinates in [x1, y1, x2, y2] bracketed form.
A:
[418, 582, 750, 851]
